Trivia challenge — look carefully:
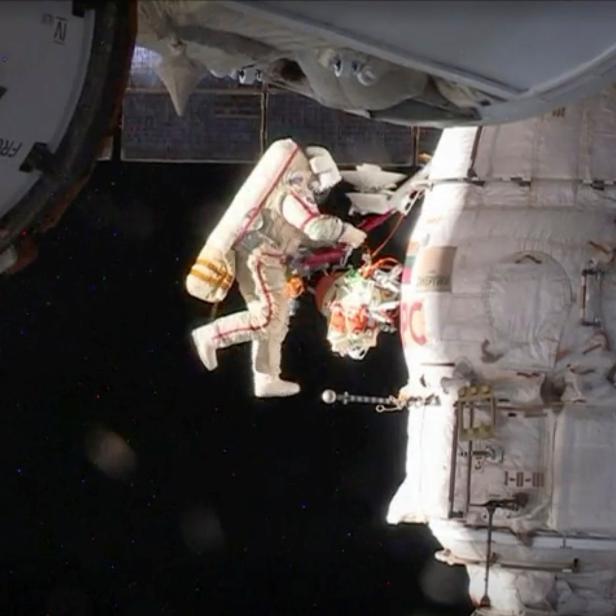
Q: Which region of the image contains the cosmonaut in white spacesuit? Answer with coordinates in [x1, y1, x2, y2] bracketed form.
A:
[186, 139, 367, 398]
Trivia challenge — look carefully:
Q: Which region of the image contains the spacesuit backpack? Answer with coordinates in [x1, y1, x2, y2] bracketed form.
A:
[185, 139, 305, 303]
[185, 244, 236, 304]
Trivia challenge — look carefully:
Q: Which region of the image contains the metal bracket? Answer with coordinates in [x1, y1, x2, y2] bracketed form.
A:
[463, 176, 486, 187]
[580, 262, 603, 327]
[321, 389, 439, 413]
[474, 494, 529, 609]
[499, 558, 579, 574]
[591, 179, 606, 191]
[472, 444, 504, 464]
[456, 385, 497, 442]
[19, 142, 56, 175]
[510, 176, 531, 187]
[447, 385, 498, 520]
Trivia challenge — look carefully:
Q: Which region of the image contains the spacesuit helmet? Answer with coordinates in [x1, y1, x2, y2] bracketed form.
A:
[306, 146, 342, 193]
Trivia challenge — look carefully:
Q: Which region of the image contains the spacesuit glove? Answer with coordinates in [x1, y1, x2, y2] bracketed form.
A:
[339, 224, 367, 249]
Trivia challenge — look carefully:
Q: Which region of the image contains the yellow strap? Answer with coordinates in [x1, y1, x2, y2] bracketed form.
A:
[196, 257, 229, 278]
[191, 261, 233, 287]
[189, 268, 232, 290]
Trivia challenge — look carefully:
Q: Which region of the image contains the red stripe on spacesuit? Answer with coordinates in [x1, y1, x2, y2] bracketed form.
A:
[409, 301, 427, 346]
[212, 258, 274, 342]
[234, 145, 301, 245]
[289, 191, 318, 217]
[299, 214, 318, 231]
[285, 191, 319, 231]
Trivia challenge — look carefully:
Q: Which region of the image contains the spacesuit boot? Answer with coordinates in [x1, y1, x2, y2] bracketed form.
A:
[252, 336, 300, 398]
[254, 375, 300, 398]
[190, 324, 218, 371]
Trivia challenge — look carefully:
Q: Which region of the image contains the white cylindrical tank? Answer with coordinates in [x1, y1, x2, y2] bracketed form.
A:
[389, 86, 616, 615]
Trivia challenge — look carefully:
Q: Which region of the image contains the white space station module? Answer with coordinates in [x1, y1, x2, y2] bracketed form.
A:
[377, 86, 616, 615]
[137, 1, 616, 127]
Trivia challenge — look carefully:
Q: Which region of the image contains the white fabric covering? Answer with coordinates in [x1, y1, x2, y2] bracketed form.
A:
[389, 87, 616, 615]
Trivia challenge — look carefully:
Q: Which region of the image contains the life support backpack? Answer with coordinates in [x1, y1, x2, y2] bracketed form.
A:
[185, 245, 236, 304]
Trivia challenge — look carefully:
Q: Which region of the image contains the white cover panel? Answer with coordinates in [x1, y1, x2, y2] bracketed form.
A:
[600, 270, 616, 353]
[477, 120, 536, 180]
[386, 402, 455, 524]
[483, 256, 572, 371]
[429, 127, 476, 180]
[550, 407, 616, 534]
[533, 108, 584, 180]
[582, 86, 616, 182]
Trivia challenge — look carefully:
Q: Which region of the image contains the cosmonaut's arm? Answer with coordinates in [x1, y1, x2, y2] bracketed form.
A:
[280, 189, 366, 247]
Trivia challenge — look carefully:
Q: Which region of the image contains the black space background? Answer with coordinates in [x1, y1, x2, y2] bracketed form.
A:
[2, 161, 473, 616]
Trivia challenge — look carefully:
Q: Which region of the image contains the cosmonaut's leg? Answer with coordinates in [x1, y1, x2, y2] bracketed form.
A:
[249, 264, 290, 378]
[253, 295, 291, 378]
[191, 251, 263, 369]
[250, 288, 296, 397]
[244, 251, 299, 397]
[191, 248, 299, 396]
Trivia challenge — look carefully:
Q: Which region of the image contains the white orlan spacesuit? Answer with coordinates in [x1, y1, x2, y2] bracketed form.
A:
[186, 139, 366, 398]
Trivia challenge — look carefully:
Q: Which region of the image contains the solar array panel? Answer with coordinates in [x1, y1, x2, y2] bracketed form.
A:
[103, 47, 442, 166]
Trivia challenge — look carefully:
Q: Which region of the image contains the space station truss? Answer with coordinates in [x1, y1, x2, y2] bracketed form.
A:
[100, 47, 442, 166]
